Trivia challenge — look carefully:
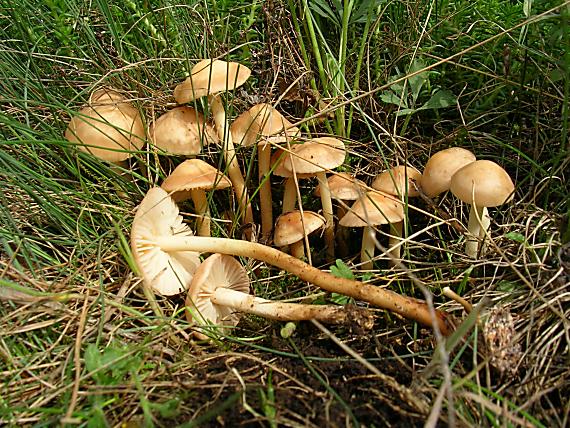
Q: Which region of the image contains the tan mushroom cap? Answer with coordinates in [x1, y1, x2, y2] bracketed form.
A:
[315, 172, 366, 201]
[150, 106, 217, 156]
[283, 137, 346, 175]
[450, 160, 515, 207]
[273, 211, 326, 247]
[185, 253, 250, 336]
[89, 87, 127, 106]
[231, 103, 299, 147]
[420, 147, 476, 197]
[270, 148, 312, 179]
[339, 191, 404, 228]
[161, 159, 232, 202]
[65, 102, 145, 163]
[371, 165, 422, 197]
[130, 187, 201, 296]
[174, 59, 252, 104]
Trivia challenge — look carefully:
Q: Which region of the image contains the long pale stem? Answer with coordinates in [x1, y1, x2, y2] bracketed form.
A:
[466, 204, 486, 258]
[155, 235, 452, 335]
[190, 189, 210, 237]
[316, 172, 335, 261]
[258, 143, 273, 240]
[211, 288, 364, 324]
[209, 95, 254, 237]
[388, 221, 403, 262]
[282, 178, 297, 214]
[361, 226, 375, 270]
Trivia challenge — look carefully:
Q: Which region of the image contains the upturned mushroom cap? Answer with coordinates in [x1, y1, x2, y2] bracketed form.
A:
[420, 147, 476, 197]
[450, 160, 515, 207]
[231, 103, 299, 147]
[339, 191, 404, 228]
[371, 165, 422, 197]
[174, 59, 252, 104]
[130, 187, 201, 295]
[65, 102, 145, 163]
[315, 172, 366, 201]
[185, 253, 250, 336]
[273, 210, 326, 247]
[161, 159, 232, 202]
[150, 106, 217, 156]
[283, 137, 346, 175]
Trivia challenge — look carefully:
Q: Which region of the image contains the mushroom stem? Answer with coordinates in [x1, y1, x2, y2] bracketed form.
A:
[209, 95, 254, 237]
[388, 220, 403, 262]
[336, 204, 350, 257]
[289, 240, 306, 259]
[479, 208, 491, 256]
[282, 178, 297, 214]
[316, 172, 335, 261]
[210, 288, 358, 324]
[190, 188, 211, 237]
[154, 235, 452, 335]
[361, 226, 376, 270]
[258, 143, 273, 240]
[466, 205, 486, 258]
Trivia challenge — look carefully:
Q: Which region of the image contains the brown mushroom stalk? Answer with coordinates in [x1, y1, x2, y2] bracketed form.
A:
[133, 188, 452, 335]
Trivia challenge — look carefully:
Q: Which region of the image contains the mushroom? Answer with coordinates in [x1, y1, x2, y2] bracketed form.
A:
[131, 187, 452, 335]
[420, 147, 476, 198]
[450, 160, 515, 258]
[174, 59, 253, 236]
[281, 137, 347, 261]
[231, 103, 300, 240]
[273, 210, 325, 259]
[371, 165, 422, 261]
[161, 159, 232, 236]
[149, 106, 217, 156]
[315, 172, 367, 256]
[185, 253, 373, 339]
[339, 191, 405, 270]
[131, 188, 201, 296]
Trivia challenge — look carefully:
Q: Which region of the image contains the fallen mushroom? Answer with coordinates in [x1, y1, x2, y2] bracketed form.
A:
[450, 160, 514, 258]
[185, 253, 374, 339]
[174, 59, 254, 236]
[161, 159, 232, 236]
[131, 187, 452, 335]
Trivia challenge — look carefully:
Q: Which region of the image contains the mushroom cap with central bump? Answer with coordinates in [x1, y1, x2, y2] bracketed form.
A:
[450, 160, 515, 207]
[420, 147, 476, 197]
[273, 211, 326, 247]
[65, 102, 145, 163]
[161, 159, 232, 202]
[339, 191, 405, 228]
[174, 59, 252, 104]
[231, 103, 299, 147]
[150, 106, 217, 156]
[282, 137, 346, 175]
[315, 172, 366, 201]
[185, 253, 250, 336]
[371, 165, 422, 197]
[130, 187, 201, 296]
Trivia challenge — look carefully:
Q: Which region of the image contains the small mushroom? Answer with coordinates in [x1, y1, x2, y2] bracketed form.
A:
[420, 147, 476, 197]
[273, 210, 325, 259]
[371, 165, 422, 261]
[161, 159, 232, 236]
[174, 59, 253, 236]
[339, 191, 405, 270]
[131, 187, 452, 335]
[450, 160, 515, 258]
[185, 254, 371, 339]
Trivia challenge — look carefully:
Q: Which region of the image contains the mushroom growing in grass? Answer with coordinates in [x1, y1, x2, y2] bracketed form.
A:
[161, 159, 232, 236]
[231, 103, 300, 241]
[273, 210, 325, 259]
[185, 253, 373, 339]
[149, 106, 217, 156]
[281, 137, 347, 261]
[174, 59, 253, 235]
[420, 147, 476, 198]
[450, 160, 515, 258]
[131, 187, 452, 335]
[371, 165, 422, 261]
[339, 191, 405, 270]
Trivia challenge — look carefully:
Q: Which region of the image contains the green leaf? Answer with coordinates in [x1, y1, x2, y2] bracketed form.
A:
[330, 259, 354, 280]
[505, 232, 525, 243]
[408, 59, 429, 103]
[418, 89, 457, 111]
[380, 91, 408, 108]
[330, 292, 352, 305]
